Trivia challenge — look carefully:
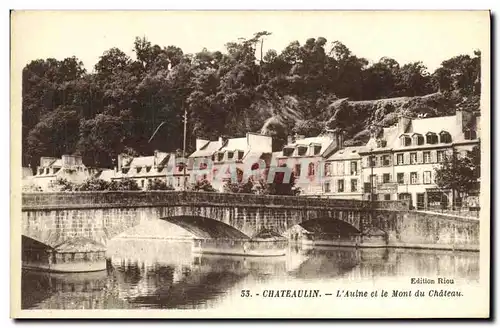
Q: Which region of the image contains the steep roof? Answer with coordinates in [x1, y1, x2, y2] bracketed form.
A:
[284, 136, 334, 156]
[189, 140, 222, 158]
[220, 137, 247, 152]
[126, 156, 155, 168]
[327, 145, 367, 160]
[410, 115, 462, 140]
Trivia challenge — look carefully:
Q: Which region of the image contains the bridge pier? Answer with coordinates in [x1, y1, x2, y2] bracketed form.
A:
[22, 237, 107, 273]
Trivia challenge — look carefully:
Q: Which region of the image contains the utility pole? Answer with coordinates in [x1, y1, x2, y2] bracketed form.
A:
[182, 106, 188, 191]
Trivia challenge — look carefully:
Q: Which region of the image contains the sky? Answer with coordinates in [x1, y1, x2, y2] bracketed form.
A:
[11, 10, 489, 74]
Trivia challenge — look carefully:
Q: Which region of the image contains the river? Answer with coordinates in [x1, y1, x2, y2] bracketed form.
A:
[21, 238, 480, 311]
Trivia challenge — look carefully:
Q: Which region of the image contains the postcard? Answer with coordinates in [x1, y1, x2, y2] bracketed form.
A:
[10, 10, 490, 318]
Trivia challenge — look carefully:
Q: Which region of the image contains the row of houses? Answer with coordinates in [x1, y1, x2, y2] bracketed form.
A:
[23, 111, 480, 210]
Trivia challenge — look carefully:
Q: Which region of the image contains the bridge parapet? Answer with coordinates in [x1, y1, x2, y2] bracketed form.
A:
[21, 191, 409, 211]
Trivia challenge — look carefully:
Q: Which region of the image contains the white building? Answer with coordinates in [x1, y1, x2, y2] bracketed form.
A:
[359, 111, 480, 209]
[28, 155, 99, 191]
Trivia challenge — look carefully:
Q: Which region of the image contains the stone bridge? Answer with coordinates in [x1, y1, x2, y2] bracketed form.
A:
[22, 191, 479, 253]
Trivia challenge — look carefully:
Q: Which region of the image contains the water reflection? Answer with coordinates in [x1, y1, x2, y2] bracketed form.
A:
[21, 239, 480, 310]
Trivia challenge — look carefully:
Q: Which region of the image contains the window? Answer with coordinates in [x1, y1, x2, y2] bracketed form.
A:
[338, 179, 344, 192]
[217, 152, 224, 161]
[383, 173, 390, 183]
[45, 168, 50, 174]
[350, 161, 358, 175]
[410, 152, 417, 164]
[400, 135, 411, 146]
[413, 134, 424, 145]
[295, 164, 301, 177]
[423, 151, 431, 163]
[382, 155, 390, 166]
[423, 171, 431, 184]
[324, 163, 331, 176]
[397, 173, 405, 184]
[437, 151, 445, 163]
[141, 180, 145, 188]
[227, 151, 234, 160]
[410, 172, 418, 184]
[314, 145, 321, 155]
[351, 179, 358, 192]
[324, 182, 330, 193]
[397, 154, 404, 165]
[308, 163, 315, 176]
[53, 168, 60, 174]
[464, 130, 477, 140]
[369, 156, 376, 167]
[426, 132, 438, 144]
[297, 146, 307, 156]
[440, 131, 452, 143]
[283, 147, 294, 156]
[238, 151, 244, 160]
[384, 194, 391, 201]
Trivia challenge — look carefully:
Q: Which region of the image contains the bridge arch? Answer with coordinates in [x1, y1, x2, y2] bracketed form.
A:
[162, 216, 251, 239]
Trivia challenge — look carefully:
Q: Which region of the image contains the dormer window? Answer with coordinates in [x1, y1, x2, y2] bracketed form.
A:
[53, 168, 60, 174]
[146, 166, 151, 173]
[439, 131, 452, 143]
[426, 132, 438, 144]
[313, 145, 321, 155]
[376, 139, 387, 148]
[45, 168, 50, 174]
[412, 134, 424, 146]
[38, 168, 43, 175]
[283, 147, 294, 157]
[217, 152, 224, 162]
[400, 135, 411, 147]
[297, 146, 307, 156]
[464, 129, 477, 140]
[136, 167, 142, 173]
[237, 151, 244, 160]
[122, 167, 130, 174]
[227, 151, 234, 160]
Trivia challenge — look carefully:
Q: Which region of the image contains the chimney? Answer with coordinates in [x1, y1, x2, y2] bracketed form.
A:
[456, 110, 473, 131]
[397, 114, 411, 134]
[218, 136, 228, 146]
[324, 128, 344, 149]
[196, 138, 209, 151]
[117, 154, 129, 171]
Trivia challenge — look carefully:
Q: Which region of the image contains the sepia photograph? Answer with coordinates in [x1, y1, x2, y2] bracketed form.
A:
[10, 10, 490, 318]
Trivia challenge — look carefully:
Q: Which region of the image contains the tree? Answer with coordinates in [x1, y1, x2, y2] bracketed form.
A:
[147, 178, 175, 191]
[109, 178, 141, 191]
[188, 178, 217, 192]
[253, 164, 301, 196]
[52, 178, 77, 191]
[77, 178, 111, 191]
[223, 179, 254, 194]
[434, 147, 480, 208]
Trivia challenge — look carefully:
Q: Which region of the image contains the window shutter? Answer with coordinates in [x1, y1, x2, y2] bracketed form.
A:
[389, 173, 392, 183]
[416, 172, 419, 184]
[404, 153, 410, 164]
[417, 152, 423, 164]
[431, 150, 437, 163]
[404, 173, 409, 184]
[378, 174, 383, 184]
